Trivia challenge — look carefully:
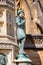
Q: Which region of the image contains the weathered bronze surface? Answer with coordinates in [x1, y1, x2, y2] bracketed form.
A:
[16, 9, 26, 54]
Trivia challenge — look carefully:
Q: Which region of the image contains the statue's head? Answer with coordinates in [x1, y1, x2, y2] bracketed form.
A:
[18, 9, 24, 17]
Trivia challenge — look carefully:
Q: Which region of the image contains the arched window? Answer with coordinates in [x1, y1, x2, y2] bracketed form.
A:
[36, 23, 43, 34]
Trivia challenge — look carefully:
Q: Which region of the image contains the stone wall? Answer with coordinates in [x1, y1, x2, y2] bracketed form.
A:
[25, 50, 43, 65]
[16, 0, 43, 34]
[24, 34, 43, 65]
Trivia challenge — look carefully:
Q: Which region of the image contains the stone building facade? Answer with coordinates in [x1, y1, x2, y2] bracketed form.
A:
[0, 0, 43, 65]
[16, 0, 43, 65]
[0, 0, 18, 65]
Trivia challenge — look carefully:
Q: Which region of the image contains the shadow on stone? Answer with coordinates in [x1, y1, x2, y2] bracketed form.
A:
[24, 34, 42, 65]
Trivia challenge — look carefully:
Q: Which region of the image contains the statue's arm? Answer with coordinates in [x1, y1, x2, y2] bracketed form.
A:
[16, 16, 20, 24]
[16, 16, 26, 25]
[18, 19, 25, 25]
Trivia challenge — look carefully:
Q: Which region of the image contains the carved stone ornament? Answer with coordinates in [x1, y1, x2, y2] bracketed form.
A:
[0, 44, 13, 49]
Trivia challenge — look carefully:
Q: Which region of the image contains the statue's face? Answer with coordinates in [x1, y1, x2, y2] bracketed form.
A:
[19, 12, 24, 17]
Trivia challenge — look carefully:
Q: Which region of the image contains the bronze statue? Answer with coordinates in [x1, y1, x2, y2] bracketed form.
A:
[15, 9, 32, 65]
[16, 9, 26, 54]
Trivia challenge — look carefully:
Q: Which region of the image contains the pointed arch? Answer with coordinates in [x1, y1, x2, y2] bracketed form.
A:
[36, 23, 43, 34]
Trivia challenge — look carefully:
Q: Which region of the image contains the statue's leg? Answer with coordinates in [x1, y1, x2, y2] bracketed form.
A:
[19, 42, 23, 54]
[21, 38, 26, 52]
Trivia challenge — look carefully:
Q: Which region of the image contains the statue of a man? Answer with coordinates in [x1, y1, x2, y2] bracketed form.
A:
[16, 9, 26, 53]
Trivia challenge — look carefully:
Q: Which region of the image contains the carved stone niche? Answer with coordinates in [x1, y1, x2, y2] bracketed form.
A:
[0, 43, 16, 65]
